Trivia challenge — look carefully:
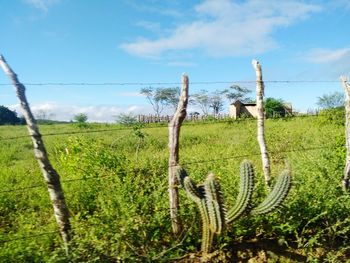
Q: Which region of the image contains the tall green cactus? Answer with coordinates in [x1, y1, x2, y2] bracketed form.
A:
[177, 160, 291, 255]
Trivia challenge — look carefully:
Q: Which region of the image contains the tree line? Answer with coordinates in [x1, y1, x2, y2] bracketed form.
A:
[0, 90, 344, 125]
[140, 85, 293, 118]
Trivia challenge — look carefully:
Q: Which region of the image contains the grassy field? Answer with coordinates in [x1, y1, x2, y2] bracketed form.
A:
[1, 116, 350, 262]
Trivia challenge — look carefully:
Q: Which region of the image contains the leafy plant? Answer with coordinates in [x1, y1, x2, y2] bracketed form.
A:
[73, 113, 88, 128]
[177, 160, 292, 257]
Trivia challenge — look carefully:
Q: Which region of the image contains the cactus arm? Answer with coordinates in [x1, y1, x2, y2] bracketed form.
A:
[251, 169, 292, 215]
[176, 166, 188, 187]
[183, 177, 213, 254]
[199, 199, 213, 254]
[204, 173, 226, 234]
[226, 160, 255, 223]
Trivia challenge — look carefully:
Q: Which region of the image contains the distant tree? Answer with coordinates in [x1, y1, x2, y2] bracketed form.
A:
[161, 87, 181, 111]
[317, 92, 344, 109]
[210, 91, 224, 115]
[264, 98, 286, 118]
[0, 105, 20, 125]
[191, 90, 211, 115]
[140, 87, 180, 116]
[115, 113, 138, 125]
[73, 113, 88, 127]
[222, 85, 252, 103]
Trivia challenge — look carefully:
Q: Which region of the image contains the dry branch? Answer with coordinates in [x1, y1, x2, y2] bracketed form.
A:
[252, 59, 271, 187]
[0, 55, 71, 252]
[168, 74, 189, 234]
[341, 75, 350, 191]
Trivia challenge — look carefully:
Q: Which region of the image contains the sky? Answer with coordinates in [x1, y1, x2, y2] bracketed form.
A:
[0, 0, 350, 122]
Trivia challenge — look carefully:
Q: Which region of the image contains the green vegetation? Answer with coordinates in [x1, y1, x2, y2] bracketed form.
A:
[73, 113, 88, 128]
[0, 116, 350, 262]
[264, 97, 286, 118]
[0, 105, 22, 125]
[177, 160, 291, 257]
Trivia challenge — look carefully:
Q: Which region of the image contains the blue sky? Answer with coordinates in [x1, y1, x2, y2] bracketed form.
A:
[0, 0, 350, 121]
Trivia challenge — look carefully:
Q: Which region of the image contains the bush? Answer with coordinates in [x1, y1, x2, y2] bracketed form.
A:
[317, 107, 345, 126]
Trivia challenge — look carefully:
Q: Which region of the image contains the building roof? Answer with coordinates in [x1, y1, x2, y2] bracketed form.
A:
[230, 100, 256, 106]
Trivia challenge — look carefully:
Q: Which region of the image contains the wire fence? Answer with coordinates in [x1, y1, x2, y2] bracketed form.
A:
[0, 110, 343, 245]
[0, 114, 322, 142]
[0, 80, 343, 87]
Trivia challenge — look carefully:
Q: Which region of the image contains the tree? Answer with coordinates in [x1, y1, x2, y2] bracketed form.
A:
[0, 105, 20, 125]
[73, 113, 88, 127]
[140, 87, 180, 116]
[222, 85, 252, 103]
[191, 90, 211, 115]
[115, 113, 138, 125]
[210, 91, 224, 115]
[264, 97, 286, 118]
[317, 91, 344, 109]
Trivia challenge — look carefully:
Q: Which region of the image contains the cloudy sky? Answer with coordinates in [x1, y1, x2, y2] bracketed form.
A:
[0, 0, 350, 121]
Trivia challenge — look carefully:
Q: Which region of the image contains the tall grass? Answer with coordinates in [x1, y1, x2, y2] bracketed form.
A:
[0, 116, 349, 262]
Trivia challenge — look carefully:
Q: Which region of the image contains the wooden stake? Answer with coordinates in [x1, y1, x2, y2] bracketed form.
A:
[252, 59, 271, 187]
[0, 55, 71, 253]
[341, 75, 350, 191]
[168, 74, 189, 234]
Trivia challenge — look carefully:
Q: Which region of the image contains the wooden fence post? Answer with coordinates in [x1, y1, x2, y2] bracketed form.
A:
[0, 55, 71, 253]
[341, 75, 350, 191]
[252, 59, 271, 187]
[168, 73, 189, 234]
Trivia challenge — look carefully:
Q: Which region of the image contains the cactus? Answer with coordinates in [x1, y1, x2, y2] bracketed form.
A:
[177, 160, 292, 256]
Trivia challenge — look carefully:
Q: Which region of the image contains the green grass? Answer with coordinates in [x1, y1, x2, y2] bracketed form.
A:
[0, 116, 350, 262]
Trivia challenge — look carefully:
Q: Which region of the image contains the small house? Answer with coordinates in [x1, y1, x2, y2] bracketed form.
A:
[229, 100, 293, 119]
[229, 100, 258, 119]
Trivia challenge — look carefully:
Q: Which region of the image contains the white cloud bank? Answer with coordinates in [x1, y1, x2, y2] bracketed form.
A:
[9, 102, 151, 123]
[121, 0, 321, 58]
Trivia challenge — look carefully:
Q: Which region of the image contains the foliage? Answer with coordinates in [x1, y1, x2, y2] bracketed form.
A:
[177, 160, 291, 256]
[0, 105, 21, 125]
[191, 90, 211, 115]
[115, 113, 138, 125]
[1, 117, 350, 261]
[264, 97, 286, 118]
[140, 86, 180, 116]
[73, 113, 88, 128]
[221, 85, 252, 103]
[209, 90, 224, 115]
[317, 91, 344, 109]
[317, 107, 345, 126]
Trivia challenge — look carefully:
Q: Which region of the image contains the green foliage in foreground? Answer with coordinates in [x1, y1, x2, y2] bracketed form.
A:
[177, 160, 291, 257]
[1, 116, 350, 262]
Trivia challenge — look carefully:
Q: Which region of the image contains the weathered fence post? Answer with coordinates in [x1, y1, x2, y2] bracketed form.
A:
[0, 55, 71, 253]
[252, 59, 271, 187]
[168, 73, 189, 234]
[341, 75, 350, 191]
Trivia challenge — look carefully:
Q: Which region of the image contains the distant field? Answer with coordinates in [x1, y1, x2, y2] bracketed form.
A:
[1, 116, 349, 262]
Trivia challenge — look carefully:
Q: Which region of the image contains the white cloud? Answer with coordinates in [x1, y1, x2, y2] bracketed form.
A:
[303, 48, 350, 63]
[301, 47, 350, 78]
[121, 0, 321, 58]
[9, 102, 151, 123]
[24, 0, 60, 12]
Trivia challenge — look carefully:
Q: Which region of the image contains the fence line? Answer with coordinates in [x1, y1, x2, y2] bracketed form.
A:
[0, 231, 59, 244]
[0, 114, 322, 142]
[0, 143, 339, 195]
[0, 80, 342, 86]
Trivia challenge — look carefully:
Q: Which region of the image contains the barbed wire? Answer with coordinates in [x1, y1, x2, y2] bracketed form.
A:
[0, 231, 59, 244]
[0, 143, 338, 195]
[0, 115, 321, 142]
[0, 80, 342, 86]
